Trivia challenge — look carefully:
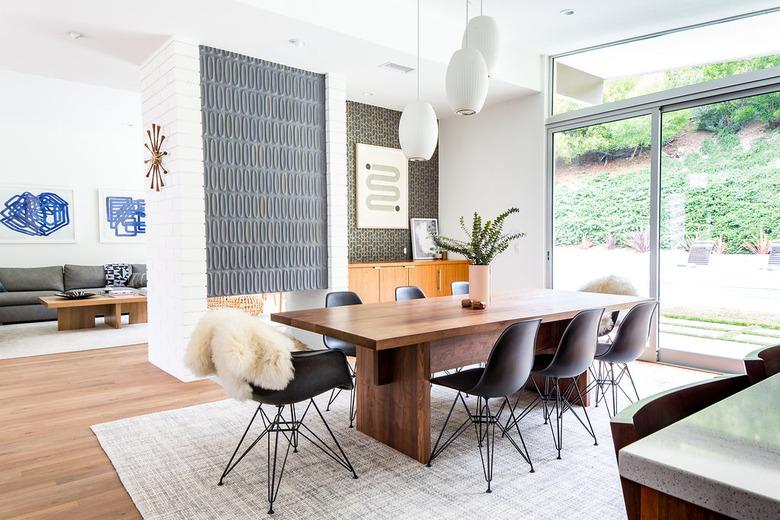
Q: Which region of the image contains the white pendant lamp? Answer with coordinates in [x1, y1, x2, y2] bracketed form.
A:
[399, 0, 438, 161]
[446, 0, 489, 116]
[461, 2, 499, 75]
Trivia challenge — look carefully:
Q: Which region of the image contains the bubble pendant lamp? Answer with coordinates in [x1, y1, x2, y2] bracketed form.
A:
[446, 0, 488, 116]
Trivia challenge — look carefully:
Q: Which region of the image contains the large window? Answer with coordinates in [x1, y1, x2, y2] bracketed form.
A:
[552, 11, 780, 115]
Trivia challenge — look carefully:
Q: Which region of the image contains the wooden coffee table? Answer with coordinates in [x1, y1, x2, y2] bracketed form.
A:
[39, 294, 148, 331]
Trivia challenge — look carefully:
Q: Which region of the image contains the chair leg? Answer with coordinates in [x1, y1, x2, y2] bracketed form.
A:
[477, 399, 496, 493]
[221, 399, 357, 515]
[218, 403, 270, 486]
[624, 363, 641, 401]
[325, 388, 340, 412]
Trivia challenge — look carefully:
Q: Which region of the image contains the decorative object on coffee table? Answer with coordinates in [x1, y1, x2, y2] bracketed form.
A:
[54, 290, 96, 300]
[144, 123, 168, 191]
[433, 208, 525, 305]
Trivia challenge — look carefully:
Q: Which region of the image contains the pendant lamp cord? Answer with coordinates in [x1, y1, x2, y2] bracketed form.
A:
[417, 0, 420, 100]
[465, 0, 469, 47]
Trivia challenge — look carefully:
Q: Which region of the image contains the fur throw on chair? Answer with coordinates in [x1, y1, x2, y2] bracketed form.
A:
[185, 308, 306, 401]
[579, 275, 639, 334]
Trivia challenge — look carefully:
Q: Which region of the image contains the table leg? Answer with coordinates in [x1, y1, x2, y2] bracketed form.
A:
[355, 343, 431, 463]
[57, 307, 98, 331]
[103, 304, 122, 329]
[125, 302, 148, 324]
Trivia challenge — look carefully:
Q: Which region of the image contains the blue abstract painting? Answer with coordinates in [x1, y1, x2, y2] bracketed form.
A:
[0, 190, 71, 238]
[103, 194, 146, 240]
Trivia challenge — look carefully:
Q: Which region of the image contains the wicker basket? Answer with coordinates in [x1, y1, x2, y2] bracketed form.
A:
[206, 294, 266, 316]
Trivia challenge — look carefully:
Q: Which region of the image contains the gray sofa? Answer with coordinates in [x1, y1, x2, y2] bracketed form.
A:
[0, 264, 146, 325]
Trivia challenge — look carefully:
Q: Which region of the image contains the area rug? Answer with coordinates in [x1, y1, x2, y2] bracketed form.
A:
[92, 387, 627, 519]
[0, 317, 147, 359]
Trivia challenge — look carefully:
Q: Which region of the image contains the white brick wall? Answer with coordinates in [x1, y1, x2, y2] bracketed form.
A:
[140, 39, 207, 381]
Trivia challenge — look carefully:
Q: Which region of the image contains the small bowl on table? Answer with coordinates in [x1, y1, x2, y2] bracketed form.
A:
[55, 290, 97, 300]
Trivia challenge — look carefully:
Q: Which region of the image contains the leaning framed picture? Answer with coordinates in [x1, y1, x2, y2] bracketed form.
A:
[0, 184, 76, 243]
[98, 189, 147, 243]
[355, 143, 408, 229]
[410, 218, 439, 260]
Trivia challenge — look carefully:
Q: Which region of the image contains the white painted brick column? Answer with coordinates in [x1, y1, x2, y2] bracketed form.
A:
[139, 39, 207, 381]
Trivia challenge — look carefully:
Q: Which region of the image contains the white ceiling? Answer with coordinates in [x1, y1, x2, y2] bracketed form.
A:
[0, 0, 777, 115]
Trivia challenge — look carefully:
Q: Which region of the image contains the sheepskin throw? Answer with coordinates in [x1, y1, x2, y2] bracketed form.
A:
[579, 275, 639, 334]
[185, 308, 306, 401]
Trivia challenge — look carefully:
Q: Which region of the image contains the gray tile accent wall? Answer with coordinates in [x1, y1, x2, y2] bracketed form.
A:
[347, 101, 439, 262]
[200, 46, 328, 296]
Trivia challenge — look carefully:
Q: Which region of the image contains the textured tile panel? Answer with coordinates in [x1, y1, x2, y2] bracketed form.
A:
[200, 46, 328, 296]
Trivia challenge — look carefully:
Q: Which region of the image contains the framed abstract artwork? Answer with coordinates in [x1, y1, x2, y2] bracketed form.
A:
[355, 143, 408, 229]
[98, 189, 147, 243]
[0, 185, 76, 243]
[410, 218, 439, 260]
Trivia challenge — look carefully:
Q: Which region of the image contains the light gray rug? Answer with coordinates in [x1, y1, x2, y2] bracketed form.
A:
[92, 387, 627, 519]
[0, 317, 147, 359]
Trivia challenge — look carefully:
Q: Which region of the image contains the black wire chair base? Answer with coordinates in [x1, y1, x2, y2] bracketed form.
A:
[218, 399, 358, 515]
[325, 362, 357, 428]
[587, 361, 640, 417]
[505, 377, 598, 460]
[427, 392, 534, 493]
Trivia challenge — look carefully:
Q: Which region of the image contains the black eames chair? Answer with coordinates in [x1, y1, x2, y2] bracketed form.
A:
[395, 285, 426, 301]
[427, 319, 541, 493]
[590, 301, 658, 416]
[218, 350, 358, 515]
[323, 291, 362, 427]
[506, 308, 603, 460]
[451, 281, 469, 296]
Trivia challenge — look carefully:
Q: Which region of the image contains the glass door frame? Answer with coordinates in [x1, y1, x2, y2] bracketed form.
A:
[545, 71, 780, 362]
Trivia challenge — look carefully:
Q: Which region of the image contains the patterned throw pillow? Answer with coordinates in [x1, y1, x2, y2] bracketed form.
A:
[104, 263, 132, 287]
[126, 272, 147, 288]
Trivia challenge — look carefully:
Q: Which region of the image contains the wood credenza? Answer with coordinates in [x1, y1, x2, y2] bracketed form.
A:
[348, 260, 470, 303]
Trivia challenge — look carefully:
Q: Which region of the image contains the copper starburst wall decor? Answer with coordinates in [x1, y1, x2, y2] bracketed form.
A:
[144, 123, 168, 191]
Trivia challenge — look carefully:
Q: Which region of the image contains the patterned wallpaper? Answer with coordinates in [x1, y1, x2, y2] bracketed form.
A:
[200, 46, 328, 296]
[347, 101, 439, 262]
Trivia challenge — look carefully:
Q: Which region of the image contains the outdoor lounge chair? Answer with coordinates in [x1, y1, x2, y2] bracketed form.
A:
[769, 240, 780, 269]
[686, 240, 715, 266]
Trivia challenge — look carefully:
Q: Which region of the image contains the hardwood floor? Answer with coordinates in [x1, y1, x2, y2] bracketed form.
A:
[0, 344, 224, 519]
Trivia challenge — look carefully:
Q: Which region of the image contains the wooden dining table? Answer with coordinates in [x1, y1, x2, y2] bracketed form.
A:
[271, 287, 651, 463]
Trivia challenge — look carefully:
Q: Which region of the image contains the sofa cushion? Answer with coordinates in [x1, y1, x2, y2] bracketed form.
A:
[0, 290, 59, 306]
[131, 263, 147, 275]
[0, 266, 64, 292]
[64, 264, 106, 291]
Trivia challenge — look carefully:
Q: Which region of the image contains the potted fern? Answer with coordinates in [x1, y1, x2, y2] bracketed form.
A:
[432, 208, 525, 303]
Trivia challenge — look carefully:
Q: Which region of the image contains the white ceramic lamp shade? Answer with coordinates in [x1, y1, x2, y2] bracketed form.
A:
[445, 47, 489, 116]
[399, 101, 438, 161]
[461, 15, 500, 75]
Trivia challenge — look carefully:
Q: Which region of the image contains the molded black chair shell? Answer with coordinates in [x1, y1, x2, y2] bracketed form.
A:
[431, 319, 541, 399]
[395, 285, 426, 301]
[534, 308, 604, 379]
[323, 291, 362, 356]
[252, 350, 352, 406]
[451, 281, 469, 296]
[596, 301, 658, 365]
[744, 344, 780, 384]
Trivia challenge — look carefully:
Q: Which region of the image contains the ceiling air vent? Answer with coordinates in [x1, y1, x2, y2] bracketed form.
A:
[379, 61, 415, 74]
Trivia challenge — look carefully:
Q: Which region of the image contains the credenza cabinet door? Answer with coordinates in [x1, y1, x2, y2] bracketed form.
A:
[441, 263, 470, 296]
[379, 266, 409, 302]
[407, 264, 441, 297]
[348, 267, 380, 304]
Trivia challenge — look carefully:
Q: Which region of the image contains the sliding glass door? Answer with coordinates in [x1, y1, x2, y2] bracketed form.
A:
[550, 90, 780, 370]
[658, 92, 780, 371]
[552, 115, 652, 298]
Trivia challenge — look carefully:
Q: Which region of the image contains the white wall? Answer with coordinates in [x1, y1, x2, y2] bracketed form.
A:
[0, 70, 145, 267]
[438, 93, 547, 291]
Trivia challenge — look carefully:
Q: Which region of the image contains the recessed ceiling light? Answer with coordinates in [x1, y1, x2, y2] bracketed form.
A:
[560, 9, 576, 16]
[68, 31, 84, 40]
[288, 38, 306, 48]
[379, 62, 415, 74]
